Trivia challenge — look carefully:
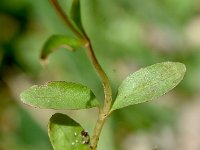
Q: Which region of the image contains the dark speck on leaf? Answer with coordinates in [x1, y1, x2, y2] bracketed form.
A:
[81, 130, 88, 137]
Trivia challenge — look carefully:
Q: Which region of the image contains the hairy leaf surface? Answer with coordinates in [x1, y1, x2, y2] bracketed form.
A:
[20, 81, 99, 109]
[111, 62, 186, 111]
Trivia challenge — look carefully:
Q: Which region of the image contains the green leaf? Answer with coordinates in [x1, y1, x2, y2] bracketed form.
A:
[41, 35, 81, 60]
[20, 81, 99, 110]
[48, 113, 90, 150]
[111, 62, 186, 111]
[70, 0, 85, 34]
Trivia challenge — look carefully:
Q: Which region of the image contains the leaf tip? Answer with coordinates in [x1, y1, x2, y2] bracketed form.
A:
[180, 62, 186, 74]
[173, 62, 187, 79]
[40, 58, 49, 66]
[20, 85, 38, 102]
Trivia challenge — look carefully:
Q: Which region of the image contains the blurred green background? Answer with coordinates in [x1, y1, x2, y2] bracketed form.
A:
[1, 0, 200, 150]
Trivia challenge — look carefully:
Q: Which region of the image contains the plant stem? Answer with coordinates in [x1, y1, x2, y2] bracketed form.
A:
[50, 0, 113, 148]
[50, 0, 84, 39]
[84, 37, 112, 150]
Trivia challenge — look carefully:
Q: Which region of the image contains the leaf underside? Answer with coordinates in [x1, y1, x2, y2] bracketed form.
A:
[111, 62, 186, 111]
[41, 35, 81, 60]
[48, 113, 90, 150]
[20, 81, 99, 110]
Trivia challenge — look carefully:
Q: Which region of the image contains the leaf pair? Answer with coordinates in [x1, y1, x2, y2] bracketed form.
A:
[41, 0, 85, 61]
[20, 62, 186, 111]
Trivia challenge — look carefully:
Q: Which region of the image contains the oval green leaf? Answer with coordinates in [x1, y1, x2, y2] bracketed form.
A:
[48, 113, 90, 150]
[111, 62, 186, 111]
[41, 35, 81, 60]
[20, 81, 99, 110]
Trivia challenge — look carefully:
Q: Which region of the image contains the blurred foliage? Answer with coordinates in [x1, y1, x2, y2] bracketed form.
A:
[0, 0, 200, 149]
[112, 104, 176, 150]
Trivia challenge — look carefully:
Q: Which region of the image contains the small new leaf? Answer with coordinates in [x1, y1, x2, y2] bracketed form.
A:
[20, 81, 99, 110]
[70, 0, 85, 35]
[111, 62, 186, 111]
[48, 113, 90, 150]
[41, 35, 81, 60]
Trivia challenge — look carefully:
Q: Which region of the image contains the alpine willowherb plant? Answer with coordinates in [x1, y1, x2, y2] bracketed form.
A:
[20, 0, 186, 150]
